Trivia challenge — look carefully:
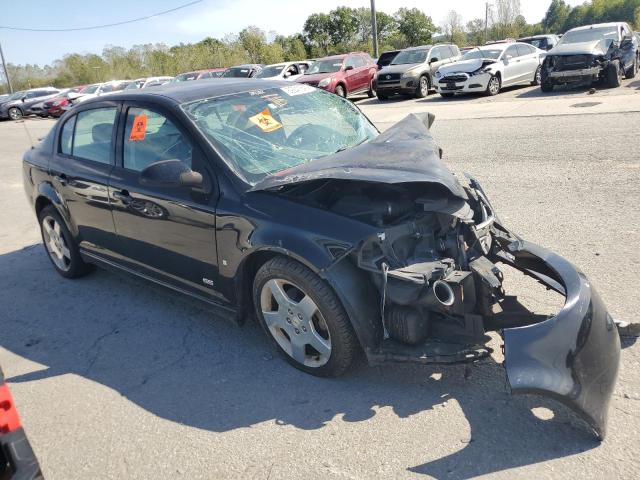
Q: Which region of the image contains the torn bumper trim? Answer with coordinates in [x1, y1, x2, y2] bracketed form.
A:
[502, 240, 620, 439]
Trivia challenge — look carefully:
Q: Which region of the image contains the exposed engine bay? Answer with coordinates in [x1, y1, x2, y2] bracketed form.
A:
[280, 176, 509, 355]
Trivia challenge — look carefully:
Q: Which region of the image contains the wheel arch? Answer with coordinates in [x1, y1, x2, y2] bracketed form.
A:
[34, 183, 77, 236]
[235, 249, 382, 355]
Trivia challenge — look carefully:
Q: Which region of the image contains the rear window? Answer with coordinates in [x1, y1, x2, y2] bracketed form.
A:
[68, 107, 117, 164]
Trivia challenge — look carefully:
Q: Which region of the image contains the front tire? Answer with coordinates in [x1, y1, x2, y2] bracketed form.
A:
[606, 60, 623, 88]
[486, 74, 501, 96]
[8, 107, 23, 121]
[414, 75, 430, 98]
[253, 256, 359, 377]
[38, 206, 93, 278]
[440, 92, 455, 98]
[334, 84, 346, 98]
[377, 93, 388, 101]
[541, 81, 554, 92]
[624, 56, 637, 79]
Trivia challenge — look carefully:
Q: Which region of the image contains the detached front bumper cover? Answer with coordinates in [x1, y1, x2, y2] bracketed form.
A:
[501, 240, 620, 439]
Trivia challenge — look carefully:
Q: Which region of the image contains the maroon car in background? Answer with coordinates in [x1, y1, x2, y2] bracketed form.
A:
[42, 85, 85, 118]
[296, 52, 377, 98]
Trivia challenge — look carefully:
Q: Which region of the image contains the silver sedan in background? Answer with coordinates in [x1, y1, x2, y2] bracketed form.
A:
[434, 42, 545, 97]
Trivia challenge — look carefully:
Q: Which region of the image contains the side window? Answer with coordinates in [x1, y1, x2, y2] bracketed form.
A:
[448, 46, 459, 58]
[345, 56, 357, 69]
[516, 44, 533, 56]
[123, 107, 193, 172]
[72, 107, 117, 164]
[354, 55, 366, 68]
[60, 115, 76, 155]
[298, 63, 309, 73]
[505, 46, 519, 59]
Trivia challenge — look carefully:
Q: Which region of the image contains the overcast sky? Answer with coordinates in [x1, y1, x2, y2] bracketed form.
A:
[1, 0, 552, 66]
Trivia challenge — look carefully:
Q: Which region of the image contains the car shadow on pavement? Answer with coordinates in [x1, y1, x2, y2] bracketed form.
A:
[0, 245, 601, 478]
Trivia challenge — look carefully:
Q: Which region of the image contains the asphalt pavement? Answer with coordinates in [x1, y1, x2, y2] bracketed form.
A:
[0, 80, 638, 479]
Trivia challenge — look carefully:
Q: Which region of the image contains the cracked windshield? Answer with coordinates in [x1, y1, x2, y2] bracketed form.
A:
[183, 85, 378, 184]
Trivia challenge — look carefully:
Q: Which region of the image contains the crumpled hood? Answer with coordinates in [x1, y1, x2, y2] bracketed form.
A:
[378, 63, 423, 75]
[250, 112, 468, 199]
[437, 58, 495, 76]
[549, 39, 609, 56]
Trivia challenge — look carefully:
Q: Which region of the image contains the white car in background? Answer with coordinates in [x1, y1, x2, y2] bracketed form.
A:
[125, 76, 174, 90]
[69, 80, 132, 104]
[434, 42, 544, 97]
[255, 61, 313, 81]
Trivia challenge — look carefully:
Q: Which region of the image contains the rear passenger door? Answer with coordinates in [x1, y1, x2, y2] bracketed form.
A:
[502, 45, 522, 85]
[49, 103, 120, 257]
[516, 43, 540, 83]
[108, 102, 222, 300]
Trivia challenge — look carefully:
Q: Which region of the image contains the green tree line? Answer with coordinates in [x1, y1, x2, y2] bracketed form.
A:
[2, 0, 640, 94]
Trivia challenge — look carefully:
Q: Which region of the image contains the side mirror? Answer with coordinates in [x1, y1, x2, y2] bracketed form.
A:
[283, 70, 291, 78]
[21, 96, 27, 102]
[140, 159, 203, 189]
[429, 57, 439, 64]
[344, 65, 354, 71]
[67, 92, 81, 100]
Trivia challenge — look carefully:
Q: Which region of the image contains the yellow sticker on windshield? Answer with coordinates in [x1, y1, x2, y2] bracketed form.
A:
[249, 108, 282, 133]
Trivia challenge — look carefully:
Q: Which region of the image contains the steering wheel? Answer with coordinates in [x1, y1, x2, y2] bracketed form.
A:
[285, 124, 341, 151]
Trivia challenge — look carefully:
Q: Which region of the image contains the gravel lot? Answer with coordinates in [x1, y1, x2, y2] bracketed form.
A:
[0, 81, 639, 479]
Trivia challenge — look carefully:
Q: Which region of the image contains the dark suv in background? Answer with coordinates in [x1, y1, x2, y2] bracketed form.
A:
[0, 87, 60, 120]
[296, 52, 377, 98]
[518, 34, 561, 51]
[374, 44, 461, 99]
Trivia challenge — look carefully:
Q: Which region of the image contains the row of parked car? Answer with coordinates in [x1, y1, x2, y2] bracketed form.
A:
[2, 22, 638, 121]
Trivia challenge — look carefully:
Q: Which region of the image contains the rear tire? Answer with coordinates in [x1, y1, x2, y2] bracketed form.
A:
[606, 60, 622, 88]
[38, 206, 93, 279]
[532, 65, 542, 86]
[367, 81, 375, 98]
[253, 256, 359, 377]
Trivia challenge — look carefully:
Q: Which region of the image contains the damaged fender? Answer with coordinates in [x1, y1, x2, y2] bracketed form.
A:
[501, 240, 620, 439]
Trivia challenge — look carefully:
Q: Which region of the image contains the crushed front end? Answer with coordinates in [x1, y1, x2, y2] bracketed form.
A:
[346, 176, 620, 439]
[263, 113, 621, 438]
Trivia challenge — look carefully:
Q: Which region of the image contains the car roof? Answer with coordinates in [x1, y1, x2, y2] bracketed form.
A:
[519, 35, 555, 40]
[569, 22, 626, 32]
[402, 45, 433, 51]
[88, 78, 290, 105]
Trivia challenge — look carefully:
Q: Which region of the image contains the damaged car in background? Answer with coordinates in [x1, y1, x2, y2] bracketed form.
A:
[541, 22, 638, 92]
[23, 80, 620, 439]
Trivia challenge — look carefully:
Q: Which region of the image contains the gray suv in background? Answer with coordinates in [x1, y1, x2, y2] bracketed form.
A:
[375, 44, 461, 100]
[0, 87, 60, 120]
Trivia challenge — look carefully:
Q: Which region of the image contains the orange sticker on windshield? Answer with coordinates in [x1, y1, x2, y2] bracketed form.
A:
[248, 108, 282, 133]
[129, 114, 148, 141]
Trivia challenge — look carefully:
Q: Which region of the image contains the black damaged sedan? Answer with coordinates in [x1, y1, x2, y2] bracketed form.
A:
[23, 79, 620, 438]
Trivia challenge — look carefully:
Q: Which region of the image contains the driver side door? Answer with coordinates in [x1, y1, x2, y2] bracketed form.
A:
[108, 102, 224, 301]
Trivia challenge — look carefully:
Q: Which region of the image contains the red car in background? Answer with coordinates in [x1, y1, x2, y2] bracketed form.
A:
[43, 85, 85, 117]
[296, 52, 377, 98]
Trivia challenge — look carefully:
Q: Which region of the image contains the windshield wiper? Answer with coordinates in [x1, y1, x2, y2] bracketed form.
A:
[334, 137, 368, 153]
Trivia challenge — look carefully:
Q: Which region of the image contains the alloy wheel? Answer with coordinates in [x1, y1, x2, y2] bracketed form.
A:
[8, 108, 22, 121]
[488, 76, 500, 95]
[535, 67, 542, 85]
[42, 216, 71, 271]
[420, 76, 429, 96]
[260, 278, 332, 367]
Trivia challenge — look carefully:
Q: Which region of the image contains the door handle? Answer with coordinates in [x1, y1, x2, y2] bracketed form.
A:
[54, 174, 68, 186]
[112, 189, 132, 205]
